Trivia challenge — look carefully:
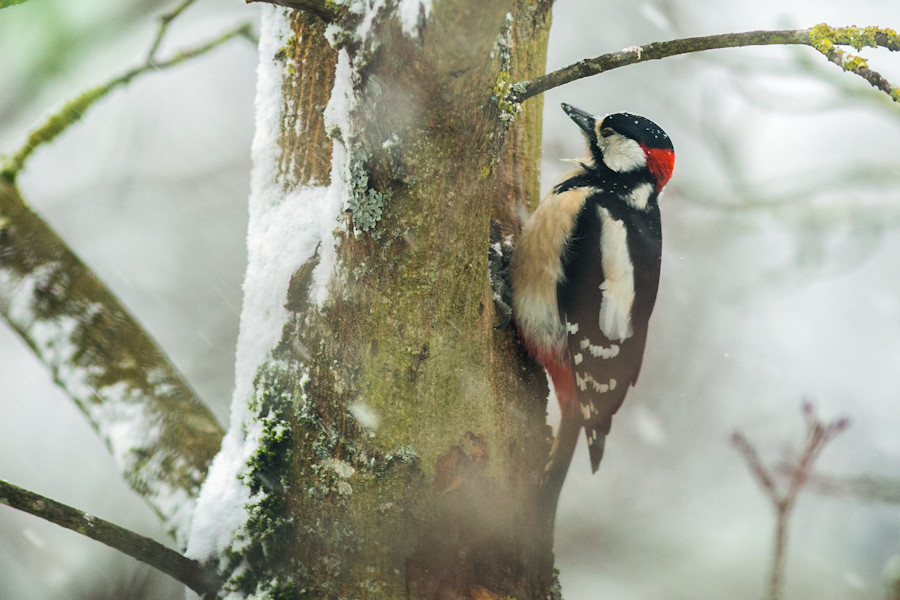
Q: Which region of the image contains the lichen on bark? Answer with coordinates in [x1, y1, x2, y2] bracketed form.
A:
[215, 1, 558, 597]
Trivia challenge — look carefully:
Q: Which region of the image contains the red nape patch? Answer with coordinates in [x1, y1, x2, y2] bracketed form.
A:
[642, 146, 675, 192]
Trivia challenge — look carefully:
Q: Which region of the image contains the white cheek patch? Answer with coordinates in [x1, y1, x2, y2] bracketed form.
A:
[599, 133, 646, 172]
[597, 207, 635, 341]
[625, 182, 654, 210]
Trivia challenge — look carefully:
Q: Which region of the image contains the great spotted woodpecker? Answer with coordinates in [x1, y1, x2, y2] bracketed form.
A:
[509, 103, 674, 493]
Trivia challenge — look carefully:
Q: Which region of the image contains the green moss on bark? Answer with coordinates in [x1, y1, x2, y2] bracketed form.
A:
[225, 2, 556, 597]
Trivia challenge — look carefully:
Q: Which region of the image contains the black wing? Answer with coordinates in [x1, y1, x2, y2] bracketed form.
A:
[557, 189, 662, 471]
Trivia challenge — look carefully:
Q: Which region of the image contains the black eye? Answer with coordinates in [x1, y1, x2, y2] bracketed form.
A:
[600, 127, 615, 138]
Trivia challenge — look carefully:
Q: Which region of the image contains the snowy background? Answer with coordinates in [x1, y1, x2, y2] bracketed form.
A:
[1, 0, 899, 598]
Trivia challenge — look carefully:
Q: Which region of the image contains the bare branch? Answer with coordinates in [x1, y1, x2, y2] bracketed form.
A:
[0, 3, 256, 541]
[515, 25, 900, 104]
[731, 432, 781, 507]
[778, 469, 900, 505]
[732, 402, 849, 600]
[145, 0, 197, 63]
[1, 22, 255, 181]
[0, 479, 219, 598]
[245, 0, 346, 23]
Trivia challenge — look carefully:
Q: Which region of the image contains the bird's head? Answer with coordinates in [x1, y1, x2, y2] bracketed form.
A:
[562, 103, 675, 192]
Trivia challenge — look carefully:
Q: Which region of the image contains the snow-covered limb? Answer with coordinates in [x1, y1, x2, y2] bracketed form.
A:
[0, 180, 223, 546]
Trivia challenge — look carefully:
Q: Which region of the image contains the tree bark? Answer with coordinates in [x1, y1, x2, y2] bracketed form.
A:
[197, 2, 560, 598]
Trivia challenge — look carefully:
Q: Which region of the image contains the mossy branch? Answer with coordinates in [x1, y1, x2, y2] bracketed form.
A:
[0, 21, 256, 181]
[514, 25, 900, 104]
[0, 179, 223, 544]
[0, 479, 219, 598]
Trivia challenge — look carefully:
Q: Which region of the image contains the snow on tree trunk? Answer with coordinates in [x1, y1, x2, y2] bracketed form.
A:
[188, 2, 556, 597]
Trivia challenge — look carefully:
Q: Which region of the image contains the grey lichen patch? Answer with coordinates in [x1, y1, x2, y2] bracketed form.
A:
[493, 71, 522, 121]
[348, 154, 387, 231]
[491, 14, 522, 123]
[342, 80, 403, 234]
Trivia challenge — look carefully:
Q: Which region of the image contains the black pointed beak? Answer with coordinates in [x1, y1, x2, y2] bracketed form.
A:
[561, 103, 595, 135]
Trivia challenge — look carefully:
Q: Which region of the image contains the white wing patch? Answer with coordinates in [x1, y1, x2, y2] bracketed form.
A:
[597, 207, 634, 342]
[575, 371, 618, 394]
[588, 343, 620, 358]
[578, 337, 619, 358]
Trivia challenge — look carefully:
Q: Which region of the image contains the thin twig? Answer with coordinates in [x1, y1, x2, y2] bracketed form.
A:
[145, 0, 197, 63]
[515, 25, 900, 104]
[0, 479, 220, 597]
[782, 470, 900, 505]
[1, 22, 255, 180]
[732, 401, 849, 600]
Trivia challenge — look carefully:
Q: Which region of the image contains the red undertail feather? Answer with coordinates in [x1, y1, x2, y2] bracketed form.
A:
[517, 327, 576, 410]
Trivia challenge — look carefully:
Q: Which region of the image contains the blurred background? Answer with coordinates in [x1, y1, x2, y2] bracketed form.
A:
[1, 0, 898, 598]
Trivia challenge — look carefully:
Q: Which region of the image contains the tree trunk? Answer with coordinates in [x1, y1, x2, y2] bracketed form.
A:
[190, 3, 558, 598]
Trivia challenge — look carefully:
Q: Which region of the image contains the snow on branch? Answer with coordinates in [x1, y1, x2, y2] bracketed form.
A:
[0, 3, 259, 542]
[0, 479, 219, 598]
[513, 25, 900, 104]
[0, 180, 222, 545]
